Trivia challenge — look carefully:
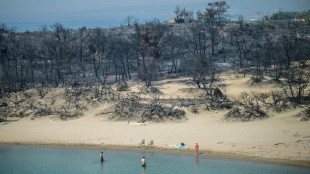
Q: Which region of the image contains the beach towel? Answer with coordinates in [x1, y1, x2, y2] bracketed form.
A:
[169, 144, 187, 148]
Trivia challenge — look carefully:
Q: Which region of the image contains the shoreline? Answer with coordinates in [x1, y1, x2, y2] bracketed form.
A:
[1, 141, 309, 168]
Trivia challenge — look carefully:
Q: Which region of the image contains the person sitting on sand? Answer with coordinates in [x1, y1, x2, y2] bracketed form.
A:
[195, 143, 199, 156]
[100, 152, 104, 162]
[141, 156, 146, 167]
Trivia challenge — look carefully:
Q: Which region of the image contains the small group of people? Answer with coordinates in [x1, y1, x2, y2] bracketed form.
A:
[99, 142, 199, 167]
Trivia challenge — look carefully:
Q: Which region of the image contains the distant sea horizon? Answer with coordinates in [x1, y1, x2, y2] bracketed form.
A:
[1, 0, 309, 33]
[0, 5, 174, 32]
[1, 19, 125, 32]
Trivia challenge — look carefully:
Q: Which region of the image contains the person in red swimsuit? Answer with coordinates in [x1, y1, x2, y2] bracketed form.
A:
[195, 143, 199, 156]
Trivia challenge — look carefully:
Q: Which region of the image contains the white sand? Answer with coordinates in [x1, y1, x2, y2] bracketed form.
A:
[1, 108, 309, 161]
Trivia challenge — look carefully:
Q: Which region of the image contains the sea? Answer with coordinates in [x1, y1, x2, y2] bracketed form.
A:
[1, 19, 122, 33]
[0, 146, 309, 174]
[0, 5, 173, 33]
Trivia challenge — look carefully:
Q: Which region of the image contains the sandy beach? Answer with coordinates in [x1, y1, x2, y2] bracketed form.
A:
[1, 76, 310, 167]
[1, 104, 310, 167]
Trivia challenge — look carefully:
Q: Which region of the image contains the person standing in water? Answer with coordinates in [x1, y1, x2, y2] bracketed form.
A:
[100, 152, 104, 162]
[141, 156, 146, 167]
[195, 143, 199, 156]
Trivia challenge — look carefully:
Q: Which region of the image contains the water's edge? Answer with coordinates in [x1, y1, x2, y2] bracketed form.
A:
[1, 142, 309, 168]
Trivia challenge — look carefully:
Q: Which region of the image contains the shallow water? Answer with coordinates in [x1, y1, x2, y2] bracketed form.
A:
[0, 146, 309, 174]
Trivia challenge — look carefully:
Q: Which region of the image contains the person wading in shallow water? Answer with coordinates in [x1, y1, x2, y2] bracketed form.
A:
[141, 156, 146, 167]
[195, 143, 199, 156]
[100, 152, 104, 162]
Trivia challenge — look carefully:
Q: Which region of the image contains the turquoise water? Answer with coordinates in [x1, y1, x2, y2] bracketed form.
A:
[0, 146, 309, 174]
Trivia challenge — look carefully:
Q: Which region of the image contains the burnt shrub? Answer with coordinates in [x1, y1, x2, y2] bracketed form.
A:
[117, 83, 129, 91]
[296, 107, 310, 121]
[224, 107, 268, 121]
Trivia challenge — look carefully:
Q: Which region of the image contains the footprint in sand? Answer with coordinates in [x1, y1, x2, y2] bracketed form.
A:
[274, 143, 285, 146]
[282, 130, 289, 134]
[247, 147, 256, 149]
